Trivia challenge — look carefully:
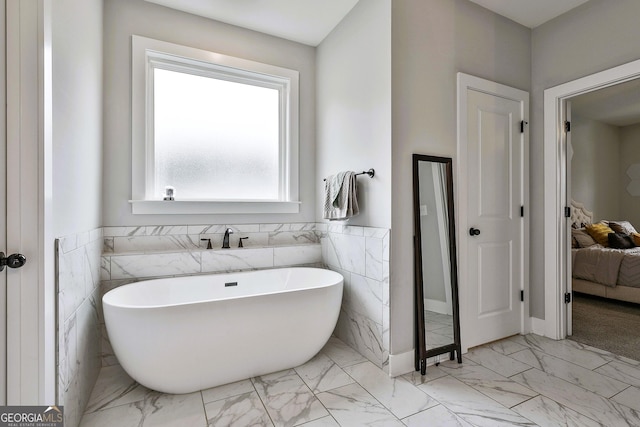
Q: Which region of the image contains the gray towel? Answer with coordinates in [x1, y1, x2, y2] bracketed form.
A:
[323, 171, 359, 220]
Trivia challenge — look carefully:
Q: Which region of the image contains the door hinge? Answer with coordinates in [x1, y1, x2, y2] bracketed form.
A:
[565, 121, 571, 132]
[520, 206, 524, 217]
[520, 290, 524, 302]
[520, 120, 528, 133]
[564, 292, 572, 304]
[565, 206, 571, 218]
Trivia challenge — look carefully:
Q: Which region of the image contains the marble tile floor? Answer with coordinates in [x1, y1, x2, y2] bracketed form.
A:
[80, 334, 640, 427]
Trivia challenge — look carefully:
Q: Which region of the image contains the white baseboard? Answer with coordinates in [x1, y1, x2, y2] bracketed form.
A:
[530, 317, 545, 336]
[388, 350, 415, 377]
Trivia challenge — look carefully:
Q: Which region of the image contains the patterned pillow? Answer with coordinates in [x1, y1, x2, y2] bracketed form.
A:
[585, 223, 614, 246]
[609, 221, 637, 235]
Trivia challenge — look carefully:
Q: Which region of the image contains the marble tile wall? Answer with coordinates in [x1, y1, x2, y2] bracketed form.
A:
[56, 228, 103, 427]
[57, 221, 391, 427]
[102, 223, 319, 254]
[319, 223, 390, 371]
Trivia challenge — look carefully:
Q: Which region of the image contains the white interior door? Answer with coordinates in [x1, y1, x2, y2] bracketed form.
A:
[458, 73, 529, 351]
[0, 0, 7, 405]
[6, 0, 54, 404]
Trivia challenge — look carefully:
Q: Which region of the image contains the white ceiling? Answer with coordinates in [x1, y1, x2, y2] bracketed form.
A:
[146, 0, 359, 46]
[468, 0, 590, 28]
[570, 80, 640, 127]
[147, 0, 592, 48]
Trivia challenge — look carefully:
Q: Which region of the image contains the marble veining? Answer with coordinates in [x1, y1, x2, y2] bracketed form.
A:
[252, 369, 329, 426]
[509, 348, 629, 398]
[79, 335, 640, 427]
[322, 225, 390, 370]
[56, 229, 103, 427]
[417, 375, 537, 426]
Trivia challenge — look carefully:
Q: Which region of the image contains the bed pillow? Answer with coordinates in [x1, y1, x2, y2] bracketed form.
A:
[572, 228, 597, 248]
[585, 223, 614, 246]
[571, 235, 579, 248]
[608, 232, 636, 249]
[609, 221, 638, 235]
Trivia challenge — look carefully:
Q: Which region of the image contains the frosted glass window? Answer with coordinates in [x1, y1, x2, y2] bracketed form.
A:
[153, 68, 280, 200]
[131, 36, 299, 213]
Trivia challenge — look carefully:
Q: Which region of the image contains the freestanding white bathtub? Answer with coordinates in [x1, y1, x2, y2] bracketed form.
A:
[103, 267, 343, 394]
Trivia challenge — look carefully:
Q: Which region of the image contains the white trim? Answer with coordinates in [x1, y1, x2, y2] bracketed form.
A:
[130, 200, 301, 215]
[387, 351, 414, 377]
[543, 58, 640, 339]
[457, 72, 530, 352]
[530, 317, 546, 336]
[131, 35, 300, 213]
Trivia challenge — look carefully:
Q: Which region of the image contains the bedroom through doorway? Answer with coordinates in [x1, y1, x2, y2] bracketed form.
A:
[567, 79, 640, 362]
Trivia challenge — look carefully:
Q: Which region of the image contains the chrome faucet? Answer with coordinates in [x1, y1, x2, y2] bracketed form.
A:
[222, 228, 233, 249]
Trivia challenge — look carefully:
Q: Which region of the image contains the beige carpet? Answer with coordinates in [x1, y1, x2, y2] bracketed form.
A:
[569, 292, 640, 362]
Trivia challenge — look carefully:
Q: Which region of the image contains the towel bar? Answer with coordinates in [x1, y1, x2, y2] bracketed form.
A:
[323, 168, 375, 182]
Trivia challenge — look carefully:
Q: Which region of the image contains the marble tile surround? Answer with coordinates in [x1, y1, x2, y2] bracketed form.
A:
[58, 222, 390, 427]
[80, 334, 640, 427]
[100, 222, 390, 371]
[319, 223, 390, 371]
[56, 228, 103, 427]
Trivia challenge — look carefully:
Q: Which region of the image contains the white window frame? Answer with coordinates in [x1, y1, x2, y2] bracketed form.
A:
[131, 35, 300, 214]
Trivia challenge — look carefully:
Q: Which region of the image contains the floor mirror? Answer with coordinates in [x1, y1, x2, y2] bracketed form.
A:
[413, 154, 462, 374]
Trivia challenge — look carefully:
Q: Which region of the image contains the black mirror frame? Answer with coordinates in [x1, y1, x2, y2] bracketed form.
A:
[413, 154, 462, 375]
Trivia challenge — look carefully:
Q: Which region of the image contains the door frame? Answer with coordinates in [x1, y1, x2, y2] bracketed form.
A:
[457, 73, 530, 352]
[543, 58, 640, 340]
[6, 0, 55, 403]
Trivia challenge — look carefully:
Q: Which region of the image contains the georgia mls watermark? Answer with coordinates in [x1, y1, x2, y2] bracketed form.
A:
[0, 406, 63, 427]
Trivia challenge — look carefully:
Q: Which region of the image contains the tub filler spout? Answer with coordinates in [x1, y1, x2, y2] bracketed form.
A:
[222, 228, 233, 249]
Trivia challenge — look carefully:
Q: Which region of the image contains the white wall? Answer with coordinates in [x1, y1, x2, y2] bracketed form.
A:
[570, 114, 621, 222]
[316, 0, 392, 229]
[532, 0, 640, 318]
[53, 0, 103, 237]
[52, 0, 103, 424]
[103, 0, 316, 226]
[391, 0, 531, 356]
[619, 123, 640, 228]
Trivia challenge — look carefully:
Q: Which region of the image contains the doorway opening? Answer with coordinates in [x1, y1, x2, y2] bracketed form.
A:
[544, 58, 640, 341]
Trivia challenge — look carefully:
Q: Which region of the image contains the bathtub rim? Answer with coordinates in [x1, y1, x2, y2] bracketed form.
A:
[102, 266, 344, 310]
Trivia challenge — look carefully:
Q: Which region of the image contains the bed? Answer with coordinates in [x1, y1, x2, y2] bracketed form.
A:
[571, 200, 640, 304]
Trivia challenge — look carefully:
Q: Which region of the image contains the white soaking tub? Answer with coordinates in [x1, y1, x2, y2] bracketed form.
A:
[102, 267, 343, 394]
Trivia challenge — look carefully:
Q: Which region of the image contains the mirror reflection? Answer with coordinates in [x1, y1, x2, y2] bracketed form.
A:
[413, 154, 461, 374]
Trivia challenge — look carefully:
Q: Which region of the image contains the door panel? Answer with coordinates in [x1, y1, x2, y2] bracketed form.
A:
[478, 242, 512, 316]
[465, 88, 523, 348]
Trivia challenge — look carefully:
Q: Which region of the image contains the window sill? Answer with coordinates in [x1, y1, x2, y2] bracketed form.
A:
[129, 200, 301, 215]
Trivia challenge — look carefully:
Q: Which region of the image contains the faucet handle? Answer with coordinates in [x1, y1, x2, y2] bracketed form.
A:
[239, 237, 249, 248]
[200, 238, 212, 249]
